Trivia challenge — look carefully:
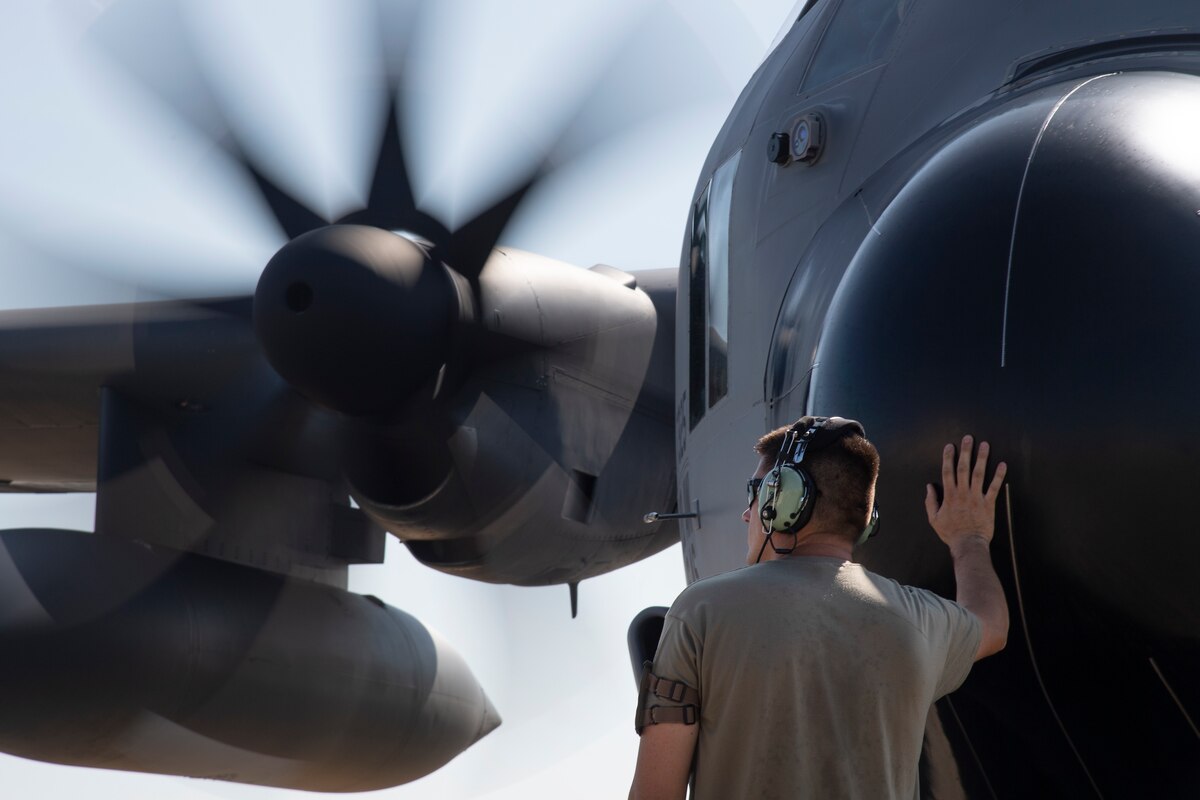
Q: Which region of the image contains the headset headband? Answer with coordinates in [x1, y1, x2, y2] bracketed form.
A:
[776, 416, 865, 471]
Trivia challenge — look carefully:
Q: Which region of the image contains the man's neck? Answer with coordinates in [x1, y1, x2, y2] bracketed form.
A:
[785, 540, 853, 560]
[771, 529, 854, 562]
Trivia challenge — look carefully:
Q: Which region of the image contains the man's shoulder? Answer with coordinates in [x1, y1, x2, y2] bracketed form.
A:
[851, 564, 978, 631]
[667, 566, 759, 617]
[853, 562, 941, 599]
[674, 565, 755, 598]
[668, 558, 843, 617]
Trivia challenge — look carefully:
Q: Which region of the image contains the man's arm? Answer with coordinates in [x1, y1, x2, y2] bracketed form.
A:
[628, 722, 698, 800]
[924, 435, 1009, 660]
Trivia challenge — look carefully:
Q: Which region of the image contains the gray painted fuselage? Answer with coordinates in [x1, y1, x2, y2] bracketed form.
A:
[675, 2, 1200, 796]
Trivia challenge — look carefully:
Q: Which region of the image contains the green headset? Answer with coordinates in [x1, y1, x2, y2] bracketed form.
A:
[756, 416, 880, 556]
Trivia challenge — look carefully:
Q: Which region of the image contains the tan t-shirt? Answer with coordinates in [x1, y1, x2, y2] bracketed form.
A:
[650, 557, 981, 800]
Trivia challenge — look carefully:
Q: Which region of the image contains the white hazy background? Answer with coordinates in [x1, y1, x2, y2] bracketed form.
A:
[0, 1, 801, 797]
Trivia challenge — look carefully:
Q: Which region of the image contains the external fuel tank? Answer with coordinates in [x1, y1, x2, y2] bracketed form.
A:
[0, 529, 499, 792]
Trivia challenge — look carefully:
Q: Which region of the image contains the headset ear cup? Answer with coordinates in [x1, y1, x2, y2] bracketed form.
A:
[856, 505, 880, 546]
[757, 467, 780, 526]
[771, 466, 814, 534]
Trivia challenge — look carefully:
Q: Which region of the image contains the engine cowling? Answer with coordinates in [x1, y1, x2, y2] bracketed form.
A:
[0, 529, 498, 792]
[253, 227, 678, 587]
[348, 254, 678, 586]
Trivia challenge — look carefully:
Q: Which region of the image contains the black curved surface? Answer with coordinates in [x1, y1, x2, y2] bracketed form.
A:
[254, 225, 455, 417]
[627, 605, 669, 688]
[808, 72, 1200, 797]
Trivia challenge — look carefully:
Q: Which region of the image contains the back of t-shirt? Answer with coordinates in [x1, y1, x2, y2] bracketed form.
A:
[650, 557, 980, 800]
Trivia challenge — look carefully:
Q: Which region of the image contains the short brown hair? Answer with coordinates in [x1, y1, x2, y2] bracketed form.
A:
[755, 424, 880, 540]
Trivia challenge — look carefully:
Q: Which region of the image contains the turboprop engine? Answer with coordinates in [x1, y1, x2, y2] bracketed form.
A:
[253, 225, 678, 586]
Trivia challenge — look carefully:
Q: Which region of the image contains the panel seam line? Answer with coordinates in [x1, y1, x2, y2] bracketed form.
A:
[1000, 73, 1115, 368]
[1005, 485, 1106, 798]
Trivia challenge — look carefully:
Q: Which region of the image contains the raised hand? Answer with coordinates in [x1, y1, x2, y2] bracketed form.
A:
[924, 435, 1007, 550]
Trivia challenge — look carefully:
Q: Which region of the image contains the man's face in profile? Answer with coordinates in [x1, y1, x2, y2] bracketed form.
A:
[743, 455, 772, 565]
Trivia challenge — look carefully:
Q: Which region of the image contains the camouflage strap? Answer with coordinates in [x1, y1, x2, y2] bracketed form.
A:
[635, 660, 700, 735]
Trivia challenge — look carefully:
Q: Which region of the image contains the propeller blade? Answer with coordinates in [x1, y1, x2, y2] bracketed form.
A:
[336, 95, 452, 247]
[0, 0, 281, 298]
[371, 0, 426, 82]
[238, 156, 329, 241]
[336, 1, 452, 246]
[459, 1, 748, 270]
[548, 2, 745, 158]
[443, 176, 539, 280]
[362, 97, 419, 224]
[0, 230, 165, 313]
[85, 0, 397, 244]
[416, 0, 740, 278]
[179, 1, 387, 223]
[83, 0, 230, 142]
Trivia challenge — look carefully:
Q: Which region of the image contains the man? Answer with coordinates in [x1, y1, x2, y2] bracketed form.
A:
[628, 417, 1008, 800]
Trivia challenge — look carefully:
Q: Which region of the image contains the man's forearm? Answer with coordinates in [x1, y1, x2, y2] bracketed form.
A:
[950, 535, 1009, 658]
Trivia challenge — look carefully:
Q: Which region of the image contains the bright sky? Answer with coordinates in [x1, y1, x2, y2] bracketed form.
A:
[0, 1, 799, 797]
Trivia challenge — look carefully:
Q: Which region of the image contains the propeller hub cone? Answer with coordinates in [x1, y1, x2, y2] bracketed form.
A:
[254, 225, 454, 416]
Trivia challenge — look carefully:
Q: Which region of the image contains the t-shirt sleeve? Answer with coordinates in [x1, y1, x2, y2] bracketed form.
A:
[632, 603, 703, 735]
[651, 610, 702, 695]
[908, 588, 982, 699]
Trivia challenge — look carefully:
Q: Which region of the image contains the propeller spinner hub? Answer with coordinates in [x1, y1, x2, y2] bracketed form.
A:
[254, 224, 454, 416]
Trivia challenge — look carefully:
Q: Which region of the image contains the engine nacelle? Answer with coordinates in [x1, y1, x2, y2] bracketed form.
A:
[350, 256, 678, 586]
[252, 223, 678, 586]
[0, 529, 498, 792]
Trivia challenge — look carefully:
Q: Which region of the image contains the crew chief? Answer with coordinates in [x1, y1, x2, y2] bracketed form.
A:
[628, 417, 1009, 799]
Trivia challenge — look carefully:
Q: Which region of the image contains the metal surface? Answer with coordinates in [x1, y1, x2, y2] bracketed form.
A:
[0, 0, 683, 786]
[673, 2, 1200, 796]
[0, 529, 498, 792]
[3, 0, 1200, 794]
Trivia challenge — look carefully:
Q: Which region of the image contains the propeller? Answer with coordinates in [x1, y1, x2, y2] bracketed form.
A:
[46, 0, 737, 293]
[0, 0, 745, 528]
[0, 10, 770, 793]
[0, 2, 786, 790]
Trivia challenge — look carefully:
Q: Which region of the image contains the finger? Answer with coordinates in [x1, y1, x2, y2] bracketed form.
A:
[956, 435, 972, 486]
[985, 461, 1008, 502]
[971, 441, 990, 490]
[924, 483, 939, 522]
[941, 443, 955, 487]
